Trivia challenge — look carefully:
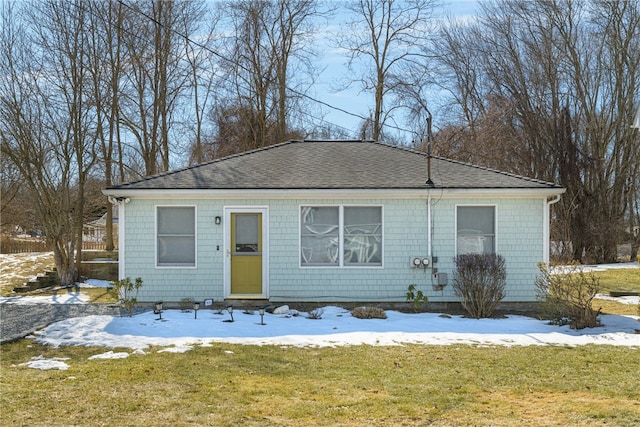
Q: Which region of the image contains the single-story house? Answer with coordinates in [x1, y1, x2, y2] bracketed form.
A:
[103, 140, 565, 304]
[83, 207, 119, 244]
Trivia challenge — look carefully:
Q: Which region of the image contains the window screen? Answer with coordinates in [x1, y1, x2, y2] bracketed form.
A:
[157, 206, 196, 266]
[457, 206, 495, 254]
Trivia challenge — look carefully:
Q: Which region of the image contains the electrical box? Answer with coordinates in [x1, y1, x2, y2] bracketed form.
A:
[437, 272, 448, 286]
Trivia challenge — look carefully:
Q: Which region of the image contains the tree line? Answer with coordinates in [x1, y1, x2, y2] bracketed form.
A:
[1, 0, 638, 285]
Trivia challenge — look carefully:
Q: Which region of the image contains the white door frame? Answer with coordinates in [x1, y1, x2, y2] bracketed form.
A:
[223, 206, 269, 299]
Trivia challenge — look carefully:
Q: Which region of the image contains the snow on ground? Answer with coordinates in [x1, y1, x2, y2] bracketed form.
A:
[580, 261, 639, 272]
[18, 355, 70, 371]
[0, 292, 91, 305]
[0, 252, 54, 283]
[596, 294, 640, 305]
[29, 306, 640, 353]
[5, 261, 638, 370]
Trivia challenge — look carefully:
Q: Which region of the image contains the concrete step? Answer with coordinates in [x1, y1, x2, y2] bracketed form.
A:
[13, 270, 60, 293]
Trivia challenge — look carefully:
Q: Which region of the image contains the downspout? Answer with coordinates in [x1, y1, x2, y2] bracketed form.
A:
[544, 195, 561, 263]
[427, 193, 432, 258]
[108, 196, 130, 281]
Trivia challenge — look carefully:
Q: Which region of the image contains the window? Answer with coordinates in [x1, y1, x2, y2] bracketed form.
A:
[157, 206, 196, 267]
[301, 206, 382, 267]
[456, 206, 495, 255]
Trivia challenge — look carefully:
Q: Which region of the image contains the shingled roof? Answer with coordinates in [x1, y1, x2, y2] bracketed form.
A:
[106, 140, 562, 191]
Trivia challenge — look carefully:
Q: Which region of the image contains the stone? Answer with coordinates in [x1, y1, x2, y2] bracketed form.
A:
[272, 305, 290, 315]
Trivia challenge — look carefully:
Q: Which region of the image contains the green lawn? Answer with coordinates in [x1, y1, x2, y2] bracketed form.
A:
[590, 267, 639, 316]
[1, 342, 639, 426]
[2, 257, 638, 425]
[592, 268, 640, 294]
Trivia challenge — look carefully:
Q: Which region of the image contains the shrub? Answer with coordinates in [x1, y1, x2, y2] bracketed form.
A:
[406, 284, 428, 312]
[351, 306, 387, 319]
[535, 262, 601, 329]
[109, 277, 143, 317]
[452, 253, 506, 318]
[179, 297, 195, 312]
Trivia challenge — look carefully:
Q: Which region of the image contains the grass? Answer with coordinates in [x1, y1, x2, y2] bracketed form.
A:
[1, 342, 639, 426]
[591, 268, 640, 294]
[589, 267, 639, 316]
[1, 253, 638, 424]
[0, 252, 55, 295]
[1, 252, 117, 302]
[592, 298, 638, 316]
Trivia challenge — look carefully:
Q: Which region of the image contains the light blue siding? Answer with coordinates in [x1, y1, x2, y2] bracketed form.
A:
[122, 196, 546, 303]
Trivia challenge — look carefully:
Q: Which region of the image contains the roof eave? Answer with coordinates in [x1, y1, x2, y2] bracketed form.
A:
[103, 187, 565, 200]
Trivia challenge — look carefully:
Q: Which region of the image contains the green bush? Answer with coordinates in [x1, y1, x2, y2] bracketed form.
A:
[452, 254, 506, 318]
[406, 284, 428, 312]
[109, 277, 143, 317]
[535, 262, 601, 329]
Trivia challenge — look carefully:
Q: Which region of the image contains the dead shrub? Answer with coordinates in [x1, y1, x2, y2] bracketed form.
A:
[452, 253, 506, 318]
[535, 262, 601, 329]
[307, 307, 324, 319]
[351, 306, 387, 319]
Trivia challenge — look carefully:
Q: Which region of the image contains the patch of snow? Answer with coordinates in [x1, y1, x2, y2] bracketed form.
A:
[88, 351, 129, 360]
[79, 279, 112, 288]
[595, 294, 640, 305]
[580, 262, 639, 272]
[158, 345, 193, 354]
[18, 355, 70, 370]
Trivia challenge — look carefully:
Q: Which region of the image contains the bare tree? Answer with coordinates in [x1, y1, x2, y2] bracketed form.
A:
[84, 0, 127, 251]
[118, 0, 204, 176]
[432, 0, 640, 263]
[208, 0, 320, 156]
[183, 7, 218, 165]
[0, 0, 97, 284]
[335, 0, 438, 141]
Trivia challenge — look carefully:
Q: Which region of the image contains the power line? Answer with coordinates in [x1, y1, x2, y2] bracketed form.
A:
[112, 0, 415, 139]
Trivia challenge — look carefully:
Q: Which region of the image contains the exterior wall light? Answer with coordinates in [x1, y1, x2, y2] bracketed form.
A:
[193, 301, 200, 319]
[224, 305, 234, 322]
[154, 301, 163, 320]
[215, 216, 222, 225]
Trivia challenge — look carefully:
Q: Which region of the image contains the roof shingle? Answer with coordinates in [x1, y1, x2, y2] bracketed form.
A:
[107, 140, 561, 191]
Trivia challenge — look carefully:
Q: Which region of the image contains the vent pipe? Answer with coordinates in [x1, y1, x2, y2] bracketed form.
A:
[425, 110, 434, 187]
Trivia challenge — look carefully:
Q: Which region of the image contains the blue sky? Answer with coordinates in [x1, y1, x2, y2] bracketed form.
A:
[311, 0, 480, 142]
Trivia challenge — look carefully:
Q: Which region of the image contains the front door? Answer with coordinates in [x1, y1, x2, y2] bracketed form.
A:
[225, 208, 268, 298]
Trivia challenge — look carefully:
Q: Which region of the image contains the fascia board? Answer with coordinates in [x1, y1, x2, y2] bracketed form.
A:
[103, 187, 565, 200]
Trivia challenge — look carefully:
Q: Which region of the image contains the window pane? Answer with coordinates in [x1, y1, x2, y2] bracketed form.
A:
[301, 235, 339, 265]
[158, 207, 195, 235]
[344, 207, 382, 265]
[235, 214, 259, 252]
[158, 236, 196, 265]
[301, 207, 339, 266]
[157, 207, 195, 266]
[457, 206, 495, 255]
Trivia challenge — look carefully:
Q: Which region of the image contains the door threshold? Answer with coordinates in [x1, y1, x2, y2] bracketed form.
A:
[227, 295, 268, 300]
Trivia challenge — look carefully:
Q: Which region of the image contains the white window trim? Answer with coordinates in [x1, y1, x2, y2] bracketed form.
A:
[454, 204, 498, 255]
[299, 204, 384, 269]
[155, 205, 197, 269]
